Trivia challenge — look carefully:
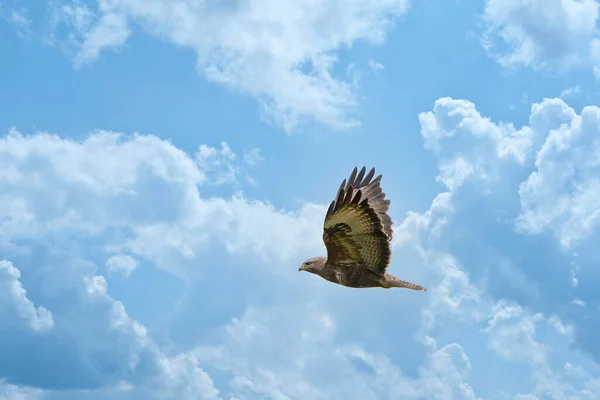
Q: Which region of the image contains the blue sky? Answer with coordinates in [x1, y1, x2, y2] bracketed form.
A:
[2, 0, 600, 399]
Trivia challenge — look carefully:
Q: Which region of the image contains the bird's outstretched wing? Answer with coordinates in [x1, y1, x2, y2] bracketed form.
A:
[322, 167, 392, 274]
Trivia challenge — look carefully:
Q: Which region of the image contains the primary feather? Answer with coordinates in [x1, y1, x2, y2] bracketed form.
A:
[300, 166, 426, 291]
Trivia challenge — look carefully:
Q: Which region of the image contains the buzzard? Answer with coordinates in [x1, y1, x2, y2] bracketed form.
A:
[299, 166, 426, 291]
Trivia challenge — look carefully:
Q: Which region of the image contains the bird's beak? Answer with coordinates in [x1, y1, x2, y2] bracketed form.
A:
[298, 265, 304, 272]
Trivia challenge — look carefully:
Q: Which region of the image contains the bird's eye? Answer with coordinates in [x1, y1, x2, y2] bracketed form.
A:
[305, 261, 311, 265]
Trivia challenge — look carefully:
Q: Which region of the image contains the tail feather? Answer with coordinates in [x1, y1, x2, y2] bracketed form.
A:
[384, 274, 426, 291]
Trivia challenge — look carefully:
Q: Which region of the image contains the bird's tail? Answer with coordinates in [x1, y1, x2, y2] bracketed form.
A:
[384, 274, 427, 291]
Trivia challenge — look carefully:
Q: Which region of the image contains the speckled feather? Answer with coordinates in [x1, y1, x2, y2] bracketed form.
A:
[323, 167, 392, 275]
[309, 166, 426, 291]
[324, 200, 391, 275]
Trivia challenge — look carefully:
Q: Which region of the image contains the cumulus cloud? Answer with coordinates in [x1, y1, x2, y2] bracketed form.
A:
[483, 303, 600, 399]
[415, 94, 600, 371]
[403, 95, 600, 399]
[516, 100, 600, 248]
[0, 128, 322, 277]
[419, 97, 534, 166]
[484, 303, 546, 364]
[79, 272, 221, 399]
[46, 0, 410, 131]
[0, 124, 485, 398]
[4, 92, 600, 398]
[0, 127, 300, 396]
[418, 96, 600, 249]
[481, 0, 600, 73]
[0, 125, 401, 398]
[0, 255, 221, 398]
[194, 305, 479, 400]
[0, 260, 54, 332]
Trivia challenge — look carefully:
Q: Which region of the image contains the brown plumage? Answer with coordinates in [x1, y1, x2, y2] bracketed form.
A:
[299, 166, 426, 291]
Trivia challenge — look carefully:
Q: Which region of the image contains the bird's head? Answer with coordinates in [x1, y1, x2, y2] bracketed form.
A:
[299, 257, 327, 273]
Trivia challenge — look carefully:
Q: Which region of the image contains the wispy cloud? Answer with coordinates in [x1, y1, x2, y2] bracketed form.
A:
[0, 5, 31, 38]
[46, 0, 410, 132]
[560, 85, 581, 98]
[481, 0, 600, 73]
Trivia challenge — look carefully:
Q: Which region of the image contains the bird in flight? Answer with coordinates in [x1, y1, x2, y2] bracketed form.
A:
[299, 166, 426, 291]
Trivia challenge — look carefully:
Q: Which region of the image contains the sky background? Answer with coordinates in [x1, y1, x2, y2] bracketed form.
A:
[1, 0, 600, 399]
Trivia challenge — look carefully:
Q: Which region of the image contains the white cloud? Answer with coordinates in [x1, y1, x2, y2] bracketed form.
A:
[84, 274, 108, 295]
[413, 95, 600, 377]
[560, 85, 581, 99]
[484, 303, 546, 364]
[1, 259, 222, 399]
[4, 92, 600, 398]
[155, 353, 221, 400]
[482, 0, 600, 72]
[0, 380, 42, 400]
[0, 123, 484, 398]
[72, 11, 130, 67]
[195, 142, 262, 185]
[194, 304, 480, 400]
[410, 96, 600, 399]
[46, 1, 97, 50]
[0, 260, 54, 332]
[418, 96, 600, 249]
[242, 148, 265, 167]
[419, 97, 534, 166]
[79, 273, 222, 399]
[516, 100, 600, 248]
[105, 254, 139, 278]
[48, 0, 410, 131]
[0, 127, 323, 279]
[435, 157, 478, 191]
[483, 303, 600, 400]
[414, 97, 505, 188]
